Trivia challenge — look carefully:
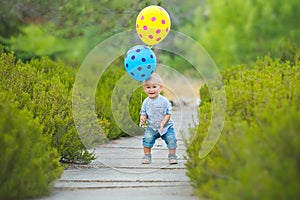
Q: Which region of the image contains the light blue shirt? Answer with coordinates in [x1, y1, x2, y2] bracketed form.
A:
[140, 94, 174, 135]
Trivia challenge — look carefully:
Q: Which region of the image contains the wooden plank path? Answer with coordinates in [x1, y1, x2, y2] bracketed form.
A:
[36, 108, 199, 200]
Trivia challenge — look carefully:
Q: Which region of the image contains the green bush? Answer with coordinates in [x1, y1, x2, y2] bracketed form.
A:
[0, 51, 93, 163]
[0, 92, 63, 199]
[95, 64, 146, 139]
[186, 56, 300, 199]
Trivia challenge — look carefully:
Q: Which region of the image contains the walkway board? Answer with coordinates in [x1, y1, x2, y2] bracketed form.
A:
[36, 108, 199, 200]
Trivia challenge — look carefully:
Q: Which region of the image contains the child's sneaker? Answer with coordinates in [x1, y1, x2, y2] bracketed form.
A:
[168, 154, 178, 164]
[141, 154, 152, 164]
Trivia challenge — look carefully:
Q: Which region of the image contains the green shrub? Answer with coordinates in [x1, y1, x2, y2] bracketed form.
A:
[95, 64, 146, 139]
[0, 92, 63, 199]
[186, 56, 300, 199]
[0, 52, 93, 163]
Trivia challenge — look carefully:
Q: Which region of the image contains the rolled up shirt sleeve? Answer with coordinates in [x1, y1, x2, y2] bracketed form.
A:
[166, 101, 172, 115]
[140, 100, 147, 116]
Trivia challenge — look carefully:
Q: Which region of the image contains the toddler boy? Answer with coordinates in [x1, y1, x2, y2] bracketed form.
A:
[139, 73, 178, 164]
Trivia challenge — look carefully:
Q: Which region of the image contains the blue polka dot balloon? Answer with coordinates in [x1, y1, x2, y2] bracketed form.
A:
[124, 45, 156, 82]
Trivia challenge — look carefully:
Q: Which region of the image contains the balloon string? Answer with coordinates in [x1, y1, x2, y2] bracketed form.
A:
[141, 91, 143, 106]
[147, 45, 153, 49]
[140, 91, 143, 125]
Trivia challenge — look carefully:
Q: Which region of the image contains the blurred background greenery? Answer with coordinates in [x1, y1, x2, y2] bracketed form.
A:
[1, 0, 299, 69]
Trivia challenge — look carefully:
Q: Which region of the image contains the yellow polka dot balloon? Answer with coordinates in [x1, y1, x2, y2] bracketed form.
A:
[136, 5, 171, 46]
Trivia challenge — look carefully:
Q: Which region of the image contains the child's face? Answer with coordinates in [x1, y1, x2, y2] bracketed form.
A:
[143, 83, 162, 99]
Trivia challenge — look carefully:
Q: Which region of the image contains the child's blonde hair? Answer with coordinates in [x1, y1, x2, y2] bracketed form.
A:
[143, 73, 162, 85]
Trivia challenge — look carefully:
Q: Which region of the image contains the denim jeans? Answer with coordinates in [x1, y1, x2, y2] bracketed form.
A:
[142, 126, 177, 149]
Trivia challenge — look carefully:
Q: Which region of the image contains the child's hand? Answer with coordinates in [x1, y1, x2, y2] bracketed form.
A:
[139, 119, 145, 127]
[159, 121, 165, 132]
[139, 115, 147, 127]
[159, 114, 170, 133]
